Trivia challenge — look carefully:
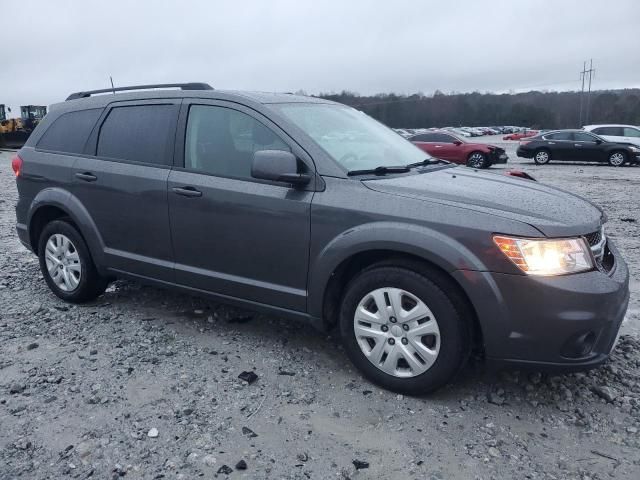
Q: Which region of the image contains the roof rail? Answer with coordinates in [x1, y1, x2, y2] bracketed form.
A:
[65, 82, 213, 101]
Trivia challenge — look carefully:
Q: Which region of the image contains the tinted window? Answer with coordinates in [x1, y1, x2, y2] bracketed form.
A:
[185, 105, 290, 179]
[573, 132, 598, 142]
[545, 132, 573, 141]
[623, 127, 640, 137]
[37, 108, 102, 154]
[97, 105, 176, 165]
[593, 126, 623, 136]
[436, 133, 457, 143]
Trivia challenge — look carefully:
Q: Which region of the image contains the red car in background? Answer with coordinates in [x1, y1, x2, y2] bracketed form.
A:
[503, 130, 538, 140]
[409, 131, 508, 168]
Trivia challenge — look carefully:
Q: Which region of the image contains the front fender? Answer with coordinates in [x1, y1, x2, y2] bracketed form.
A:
[307, 221, 487, 318]
[28, 188, 106, 267]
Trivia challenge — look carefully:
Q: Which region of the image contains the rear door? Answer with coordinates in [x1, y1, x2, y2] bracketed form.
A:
[71, 100, 180, 281]
[542, 131, 573, 160]
[167, 100, 314, 311]
[622, 126, 640, 147]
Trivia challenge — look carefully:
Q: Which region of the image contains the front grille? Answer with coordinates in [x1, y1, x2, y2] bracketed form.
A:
[585, 230, 602, 247]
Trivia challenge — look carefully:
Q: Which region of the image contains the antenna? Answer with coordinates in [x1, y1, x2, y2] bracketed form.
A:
[110, 76, 116, 95]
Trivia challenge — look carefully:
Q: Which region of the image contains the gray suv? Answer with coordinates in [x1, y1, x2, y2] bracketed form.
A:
[14, 83, 630, 394]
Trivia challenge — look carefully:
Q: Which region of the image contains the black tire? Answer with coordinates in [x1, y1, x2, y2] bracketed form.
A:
[466, 151, 489, 169]
[339, 263, 470, 395]
[533, 149, 551, 165]
[38, 219, 108, 303]
[607, 150, 627, 167]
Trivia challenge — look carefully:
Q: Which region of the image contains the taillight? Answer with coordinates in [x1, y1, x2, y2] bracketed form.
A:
[11, 154, 23, 177]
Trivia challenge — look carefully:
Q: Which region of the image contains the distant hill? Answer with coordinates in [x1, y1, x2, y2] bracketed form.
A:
[319, 89, 640, 129]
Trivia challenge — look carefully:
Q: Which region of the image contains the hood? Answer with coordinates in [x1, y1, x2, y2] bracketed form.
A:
[363, 167, 603, 237]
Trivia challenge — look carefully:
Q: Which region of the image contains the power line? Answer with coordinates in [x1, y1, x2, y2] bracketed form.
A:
[579, 59, 595, 125]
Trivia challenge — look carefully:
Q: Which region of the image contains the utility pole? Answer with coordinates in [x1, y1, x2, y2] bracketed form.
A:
[585, 59, 595, 124]
[579, 61, 586, 126]
[579, 60, 595, 126]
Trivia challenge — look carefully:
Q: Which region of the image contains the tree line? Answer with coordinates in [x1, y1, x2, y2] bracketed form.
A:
[319, 89, 640, 129]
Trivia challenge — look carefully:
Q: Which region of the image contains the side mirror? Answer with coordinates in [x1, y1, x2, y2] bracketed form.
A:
[251, 150, 310, 186]
[453, 140, 462, 146]
[595, 139, 603, 144]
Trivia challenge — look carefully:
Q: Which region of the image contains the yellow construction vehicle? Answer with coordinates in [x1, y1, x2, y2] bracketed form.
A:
[0, 104, 47, 148]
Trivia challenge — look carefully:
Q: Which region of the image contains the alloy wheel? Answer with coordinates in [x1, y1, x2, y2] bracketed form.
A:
[44, 233, 82, 292]
[535, 150, 549, 164]
[353, 287, 440, 378]
[609, 152, 625, 166]
[468, 153, 485, 168]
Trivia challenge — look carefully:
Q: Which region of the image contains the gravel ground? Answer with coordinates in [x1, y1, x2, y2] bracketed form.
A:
[0, 146, 638, 480]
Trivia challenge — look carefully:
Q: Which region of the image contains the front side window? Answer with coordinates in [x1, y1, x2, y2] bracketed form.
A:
[573, 132, 598, 142]
[97, 105, 176, 165]
[37, 108, 102, 154]
[623, 127, 640, 137]
[273, 103, 428, 171]
[185, 105, 290, 179]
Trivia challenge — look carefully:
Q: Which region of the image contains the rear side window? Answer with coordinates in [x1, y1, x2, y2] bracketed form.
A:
[573, 132, 597, 142]
[97, 105, 176, 165]
[593, 126, 623, 136]
[545, 132, 572, 141]
[37, 108, 102, 154]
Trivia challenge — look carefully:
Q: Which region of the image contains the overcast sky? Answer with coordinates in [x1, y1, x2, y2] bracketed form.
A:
[2, 0, 639, 111]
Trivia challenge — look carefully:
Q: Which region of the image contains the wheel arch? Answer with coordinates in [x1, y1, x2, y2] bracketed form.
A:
[28, 188, 105, 266]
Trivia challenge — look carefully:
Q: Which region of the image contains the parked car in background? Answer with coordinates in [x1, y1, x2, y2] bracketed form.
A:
[516, 129, 640, 166]
[583, 124, 640, 148]
[443, 127, 472, 137]
[410, 130, 508, 168]
[504, 130, 538, 140]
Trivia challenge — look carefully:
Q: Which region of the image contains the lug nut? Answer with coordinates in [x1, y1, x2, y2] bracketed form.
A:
[381, 325, 388, 332]
[389, 316, 397, 323]
[401, 338, 408, 345]
[402, 324, 409, 331]
[388, 338, 395, 345]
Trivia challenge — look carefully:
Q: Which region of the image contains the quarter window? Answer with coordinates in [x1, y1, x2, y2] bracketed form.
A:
[97, 105, 176, 165]
[185, 105, 290, 179]
[37, 108, 102, 154]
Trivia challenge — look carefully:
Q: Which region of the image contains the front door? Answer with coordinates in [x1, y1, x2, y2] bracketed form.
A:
[168, 102, 313, 311]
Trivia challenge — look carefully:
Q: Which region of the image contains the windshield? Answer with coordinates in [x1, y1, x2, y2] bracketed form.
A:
[273, 103, 430, 171]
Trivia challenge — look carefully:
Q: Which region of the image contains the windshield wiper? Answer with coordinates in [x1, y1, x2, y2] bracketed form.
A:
[347, 165, 410, 176]
[406, 158, 450, 168]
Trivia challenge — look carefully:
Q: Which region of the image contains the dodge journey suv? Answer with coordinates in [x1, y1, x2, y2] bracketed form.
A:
[13, 83, 630, 394]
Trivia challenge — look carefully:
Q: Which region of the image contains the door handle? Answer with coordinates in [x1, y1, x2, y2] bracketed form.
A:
[75, 172, 97, 182]
[574, 144, 582, 147]
[172, 186, 202, 198]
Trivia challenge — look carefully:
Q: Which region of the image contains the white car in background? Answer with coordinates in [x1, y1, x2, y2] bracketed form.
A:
[583, 124, 640, 148]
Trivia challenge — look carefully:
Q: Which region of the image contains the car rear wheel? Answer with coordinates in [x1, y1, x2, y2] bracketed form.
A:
[608, 151, 626, 167]
[467, 151, 488, 169]
[339, 263, 469, 394]
[38, 220, 108, 303]
[534, 149, 551, 165]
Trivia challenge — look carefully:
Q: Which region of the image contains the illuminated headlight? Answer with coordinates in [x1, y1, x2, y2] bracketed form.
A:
[493, 235, 594, 275]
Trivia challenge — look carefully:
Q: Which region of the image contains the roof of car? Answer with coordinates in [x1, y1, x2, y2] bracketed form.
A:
[583, 124, 639, 128]
[52, 88, 337, 112]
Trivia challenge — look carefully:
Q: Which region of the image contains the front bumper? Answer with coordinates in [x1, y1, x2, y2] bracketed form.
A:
[489, 150, 509, 164]
[454, 240, 630, 371]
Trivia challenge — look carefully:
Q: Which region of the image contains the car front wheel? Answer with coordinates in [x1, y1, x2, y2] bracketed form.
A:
[339, 263, 469, 394]
[608, 151, 626, 167]
[467, 151, 489, 169]
[38, 219, 108, 303]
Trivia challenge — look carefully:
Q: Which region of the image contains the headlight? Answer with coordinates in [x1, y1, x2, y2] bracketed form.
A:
[629, 146, 640, 153]
[493, 235, 594, 275]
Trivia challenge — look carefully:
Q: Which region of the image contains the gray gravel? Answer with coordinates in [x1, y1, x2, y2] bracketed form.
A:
[1, 147, 639, 479]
